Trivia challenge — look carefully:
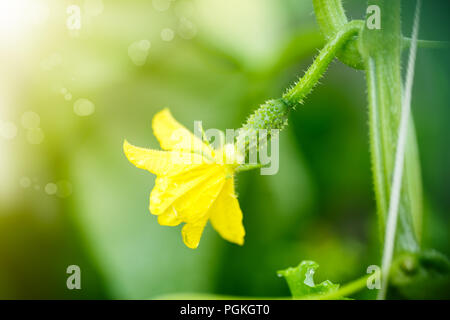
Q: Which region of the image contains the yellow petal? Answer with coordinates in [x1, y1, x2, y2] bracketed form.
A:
[209, 178, 245, 245]
[171, 167, 226, 223]
[159, 168, 226, 247]
[152, 109, 213, 158]
[182, 218, 209, 249]
[149, 165, 219, 215]
[124, 140, 205, 176]
[157, 207, 182, 226]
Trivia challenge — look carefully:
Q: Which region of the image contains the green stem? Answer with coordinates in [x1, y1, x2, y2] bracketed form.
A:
[312, 0, 348, 38]
[283, 20, 363, 106]
[312, 0, 364, 69]
[303, 274, 370, 300]
[377, 0, 421, 300]
[359, 0, 423, 296]
[237, 20, 363, 150]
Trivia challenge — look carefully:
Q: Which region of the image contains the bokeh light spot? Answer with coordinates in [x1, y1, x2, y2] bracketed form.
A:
[73, 98, 95, 117]
[161, 28, 175, 41]
[0, 121, 18, 140]
[152, 0, 171, 12]
[20, 111, 40, 129]
[128, 40, 151, 66]
[45, 182, 58, 195]
[177, 17, 197, 39]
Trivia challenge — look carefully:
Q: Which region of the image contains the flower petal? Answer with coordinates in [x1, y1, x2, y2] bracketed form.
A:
[161, 168, 226, 249]
[182, 218, 209, 249]
[150, 164, 220, 215]
[124, 140, 205, 176]
[209, 178, 245, 245]
[152, 109, 213, 158]
[157, 207, 182, 226]
[172, 168, 226, 223]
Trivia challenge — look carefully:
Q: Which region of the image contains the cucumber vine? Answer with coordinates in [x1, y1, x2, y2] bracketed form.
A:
[165, 0, 450, 300]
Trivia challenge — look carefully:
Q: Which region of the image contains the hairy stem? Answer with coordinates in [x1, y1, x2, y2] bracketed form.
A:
[283, 20, 363, 105]
[237, 20, 363, 150]
[312, 0, 348, 37]
[359, 0, 423, 297]
[312, 0, 364, 69]
[378, 0, 421, 300]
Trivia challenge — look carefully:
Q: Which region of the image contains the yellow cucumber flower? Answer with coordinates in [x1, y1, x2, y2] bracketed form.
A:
[123, 109, 245, 249]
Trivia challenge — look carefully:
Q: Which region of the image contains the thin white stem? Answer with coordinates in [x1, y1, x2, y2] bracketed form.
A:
[378, 0, 421, 300]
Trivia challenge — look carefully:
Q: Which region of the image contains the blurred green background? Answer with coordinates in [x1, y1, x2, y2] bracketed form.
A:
[0, 0, 448, 299]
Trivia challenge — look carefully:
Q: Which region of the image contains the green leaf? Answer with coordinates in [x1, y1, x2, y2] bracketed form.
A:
[277, 261, 339, 298]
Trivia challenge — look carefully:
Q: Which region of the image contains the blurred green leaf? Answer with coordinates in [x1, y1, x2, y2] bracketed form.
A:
[390, 250, 450, 299]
